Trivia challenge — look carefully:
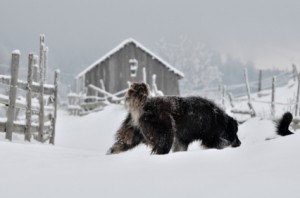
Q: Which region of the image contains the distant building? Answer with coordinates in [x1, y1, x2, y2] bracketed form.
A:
[75, 38, 184, 96]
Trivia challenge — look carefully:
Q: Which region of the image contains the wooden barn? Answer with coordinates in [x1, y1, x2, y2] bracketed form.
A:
[75, 38, 184, 97]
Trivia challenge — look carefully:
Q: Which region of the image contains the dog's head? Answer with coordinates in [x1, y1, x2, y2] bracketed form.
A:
[226, 116, 241, 147]
[125, 82, 149, 108]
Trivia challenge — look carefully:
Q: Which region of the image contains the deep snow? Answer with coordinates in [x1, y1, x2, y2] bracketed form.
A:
[0, 80, 300, 198]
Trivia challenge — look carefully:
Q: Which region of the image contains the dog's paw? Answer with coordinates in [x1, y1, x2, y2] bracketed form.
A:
[106, 147, 121, 155]
[106, 147, 115, 155]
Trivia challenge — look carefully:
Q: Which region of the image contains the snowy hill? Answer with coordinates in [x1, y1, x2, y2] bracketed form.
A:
[0, 81, 300, 198]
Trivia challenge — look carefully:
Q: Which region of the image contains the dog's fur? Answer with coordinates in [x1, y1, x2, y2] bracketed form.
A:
[107, 82, 241, 155]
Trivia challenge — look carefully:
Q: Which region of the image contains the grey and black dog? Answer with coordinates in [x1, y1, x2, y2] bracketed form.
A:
[107, 82, 293, 155]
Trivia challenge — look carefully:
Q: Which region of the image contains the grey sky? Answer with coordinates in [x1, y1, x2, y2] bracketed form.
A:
[1, 0, 300, 76]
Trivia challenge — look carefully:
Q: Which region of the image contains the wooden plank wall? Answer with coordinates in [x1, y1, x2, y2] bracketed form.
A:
[84, 42, 181, 96]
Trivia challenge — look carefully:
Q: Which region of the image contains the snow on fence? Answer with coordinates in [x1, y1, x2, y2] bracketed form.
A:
[219, 65, 300, 128]
[0, 35, 59, 144]
[228, 67, 296, 117]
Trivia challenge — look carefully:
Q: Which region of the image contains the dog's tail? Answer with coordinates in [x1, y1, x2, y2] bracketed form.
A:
[276, 112, 293, 136]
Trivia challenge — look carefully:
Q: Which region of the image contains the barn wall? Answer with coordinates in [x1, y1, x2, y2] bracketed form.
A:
[84, 42, 181, 96]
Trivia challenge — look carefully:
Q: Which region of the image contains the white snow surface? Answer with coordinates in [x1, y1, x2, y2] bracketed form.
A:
[0, 81, 300, 197]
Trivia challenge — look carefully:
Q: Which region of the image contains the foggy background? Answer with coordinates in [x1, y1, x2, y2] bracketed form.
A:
[0, 0, 299, 93]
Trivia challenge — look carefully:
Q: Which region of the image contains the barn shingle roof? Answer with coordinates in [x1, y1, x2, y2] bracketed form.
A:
[76, 38, 184, 79]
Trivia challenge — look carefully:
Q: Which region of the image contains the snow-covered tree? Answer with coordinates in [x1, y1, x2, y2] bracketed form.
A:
[155, 36, 222, 93]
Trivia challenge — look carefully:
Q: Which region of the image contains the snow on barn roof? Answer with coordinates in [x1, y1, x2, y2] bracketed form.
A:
[76, 38, 184, 79]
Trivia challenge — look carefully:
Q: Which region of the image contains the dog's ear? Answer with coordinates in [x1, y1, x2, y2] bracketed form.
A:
[128, 81, 140, 89]
[140, 83, 150, 96]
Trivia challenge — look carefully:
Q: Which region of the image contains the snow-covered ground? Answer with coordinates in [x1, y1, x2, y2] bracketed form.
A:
[0, 81, 300, 198]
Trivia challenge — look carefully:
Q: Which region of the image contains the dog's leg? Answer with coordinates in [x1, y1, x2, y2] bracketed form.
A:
[151, 132, 174, 154]
[172, 137, 188, 152]
[140, 112, 175, 155]
[201, 135, 223, 149]
[107, 113, 143, 154]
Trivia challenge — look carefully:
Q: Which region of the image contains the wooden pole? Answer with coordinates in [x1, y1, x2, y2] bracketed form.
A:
[228, 92, 235, 108]
[244, 68, 256, 117]
[258, 69, 262, 93]
[38, 35, 45, 141]
[38, 82, 45, 141]
[100, 79, 107, 100]
[88, 84, 114, 98]
[43, 46, 48, 83]
[244, 68, 251, 100]
[152, 74, 157, 96]
[247, 102, 256, 117]
[32, 55, 39, 82]
[6, 51, 20, 141]
[39, 34, 45, 83]
[50, 70, 59, 144]
[295, 73, 300, 116]
[271, 76, 276, 119]
[25, 53, 34, 142]
[293, 64, 297, 82]
[143, 67, 147, 83]
[222, 85, 226, 108]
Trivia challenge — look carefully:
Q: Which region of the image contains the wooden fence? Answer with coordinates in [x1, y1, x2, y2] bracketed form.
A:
[228, 67, 296, 117]
[0, 35, 59, 144]
[223, 66, 300, 129]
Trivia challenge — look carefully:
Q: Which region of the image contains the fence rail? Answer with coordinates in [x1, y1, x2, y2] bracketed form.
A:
[220, 66, 299, 125]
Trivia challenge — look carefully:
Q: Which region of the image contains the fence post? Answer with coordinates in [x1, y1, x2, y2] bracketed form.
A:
[271, 76, 276, 119]
[32, 55, 39, 83]
[295, 73, 300, 116]
[222, 85, 226, 108]
[39, 34, 45, 83]
[6, 51, 20, 141]
[244, 68, 256, 117]
[258, 69, 262, 93]
[43, 47, 48, 83]
[293, 64, 298, 82]
[244, 68, 251, 99]
[38, 36, 45, 141]
[228, 92, 235, 108]
[25, 53, 34, 142]
[50, 70, 59, 144]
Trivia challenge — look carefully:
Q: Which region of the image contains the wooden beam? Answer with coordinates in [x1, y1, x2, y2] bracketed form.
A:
[258, 69, 262, 93]
[50, 70, 59, 145]
[25, 53, 34, 142]
[88, 84, 114, 98]
[244, 68, 256, 117]
[0, 75, 55, 95]
[6, 51, 20, 141]
[295, 73, 300, 116]
[271, 76, 276, 119]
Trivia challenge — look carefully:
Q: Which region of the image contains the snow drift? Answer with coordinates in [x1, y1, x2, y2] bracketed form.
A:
[0, 79, 299, 198]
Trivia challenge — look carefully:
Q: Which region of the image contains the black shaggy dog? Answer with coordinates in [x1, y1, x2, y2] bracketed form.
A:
[107, 82, 241, 155]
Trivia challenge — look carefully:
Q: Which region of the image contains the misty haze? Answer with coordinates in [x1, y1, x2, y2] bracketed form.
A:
[0, 1, 300, 198]
[1, 0, 300, 92]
